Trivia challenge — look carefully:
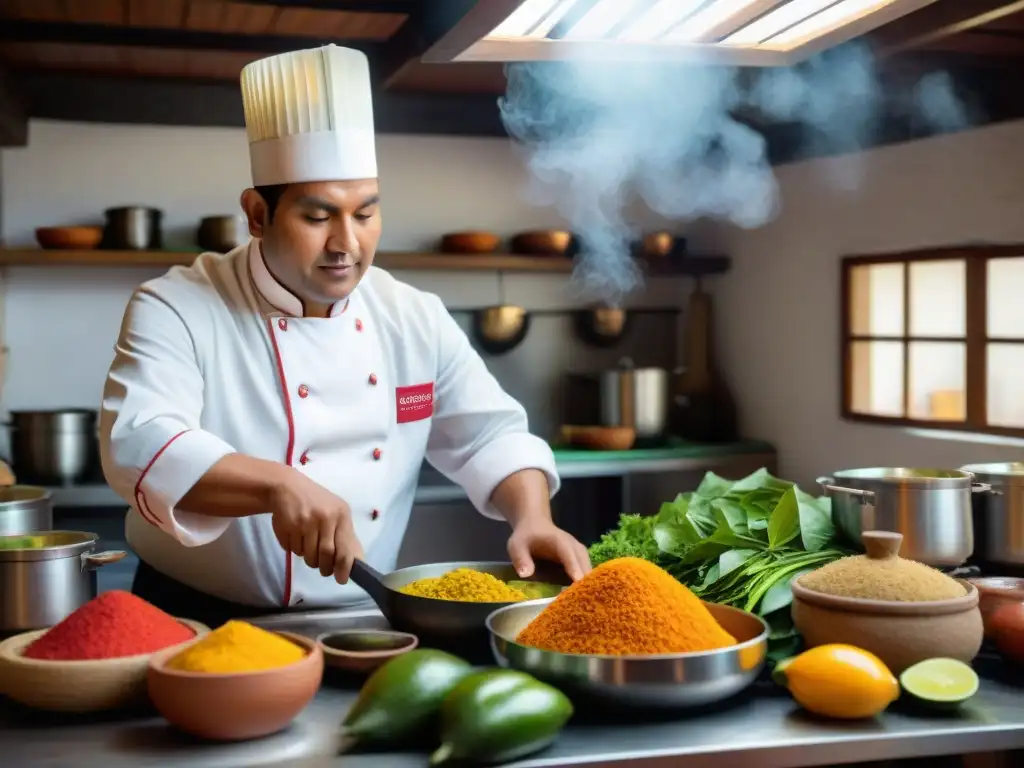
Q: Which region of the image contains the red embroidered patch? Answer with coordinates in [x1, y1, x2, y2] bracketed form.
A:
[396, 382, 434, 424]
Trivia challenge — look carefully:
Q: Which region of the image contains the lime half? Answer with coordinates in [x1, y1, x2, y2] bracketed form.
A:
[899, 658, 979, 709]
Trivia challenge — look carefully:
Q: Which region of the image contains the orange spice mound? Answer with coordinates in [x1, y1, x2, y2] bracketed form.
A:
[516, 557, 737, 655]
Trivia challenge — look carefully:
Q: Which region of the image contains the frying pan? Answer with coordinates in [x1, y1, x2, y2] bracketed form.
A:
[349, 560, 570, 658]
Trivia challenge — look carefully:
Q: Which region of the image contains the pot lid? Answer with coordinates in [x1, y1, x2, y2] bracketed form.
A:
[0, 530, 96, 562]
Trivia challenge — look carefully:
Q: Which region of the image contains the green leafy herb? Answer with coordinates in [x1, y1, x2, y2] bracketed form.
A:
[587, 467, 852, 661]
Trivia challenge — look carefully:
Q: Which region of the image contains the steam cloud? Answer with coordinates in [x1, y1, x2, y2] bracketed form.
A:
[499, 42, 972, 300]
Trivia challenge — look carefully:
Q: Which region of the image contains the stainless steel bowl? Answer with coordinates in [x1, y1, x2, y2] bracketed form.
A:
[486, 598, 768, 709]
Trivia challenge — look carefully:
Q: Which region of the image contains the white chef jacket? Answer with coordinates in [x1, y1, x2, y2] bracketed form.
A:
[100, 240, 559, 609]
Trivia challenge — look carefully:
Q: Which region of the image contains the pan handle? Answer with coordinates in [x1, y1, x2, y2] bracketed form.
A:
[350, 560, 390, 607]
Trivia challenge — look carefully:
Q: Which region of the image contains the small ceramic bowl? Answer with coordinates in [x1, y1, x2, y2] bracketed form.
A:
[35, 226, 104, 250]
[0, 618, 207, 713]
[317, 629, 418, 674]
[147, 630, 323, 741]
[791, 578, 984, 675]
[966, 576, 1024, 638]
[439, 231, 501, 254]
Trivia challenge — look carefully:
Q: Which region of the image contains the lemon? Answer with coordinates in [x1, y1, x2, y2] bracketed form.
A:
[773, 644, 899, 719]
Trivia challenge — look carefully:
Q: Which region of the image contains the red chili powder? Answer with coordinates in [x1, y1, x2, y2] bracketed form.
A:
[23, 590, 195, 661]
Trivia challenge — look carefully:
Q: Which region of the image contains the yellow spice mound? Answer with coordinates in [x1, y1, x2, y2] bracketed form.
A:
[799, 554, 966, 602]
[517, 557, 737, 655]
[399, 568, 528, 603]
[167, 620, 306, 674]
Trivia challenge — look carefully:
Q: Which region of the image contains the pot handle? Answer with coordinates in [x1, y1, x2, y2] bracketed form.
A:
[815, 477, 876, 505]
[82, 550, 128, 570]
[971, 482, 996, 495]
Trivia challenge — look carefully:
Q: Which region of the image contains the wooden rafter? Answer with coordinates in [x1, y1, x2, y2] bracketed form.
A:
[871, 0, 1024, 54]
[0, 62, 28, 147]
[0, 20, 387, 54]
[228, 0, 420, 11]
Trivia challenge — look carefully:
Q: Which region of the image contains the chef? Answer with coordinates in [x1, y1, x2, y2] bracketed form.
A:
[99, 44, 591, 627]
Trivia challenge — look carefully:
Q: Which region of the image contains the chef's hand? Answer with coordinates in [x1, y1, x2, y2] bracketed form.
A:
[507, 519, 592, 583]
[269, 470, 365, 584]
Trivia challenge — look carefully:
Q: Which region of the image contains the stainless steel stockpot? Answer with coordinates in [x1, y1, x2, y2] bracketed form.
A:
[961, 463, 1024, 567]
[817, 468, 990, 567]
[0, 531, 126, 632]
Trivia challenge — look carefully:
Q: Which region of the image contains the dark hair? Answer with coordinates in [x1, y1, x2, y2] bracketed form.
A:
[254, 184, 289, 222]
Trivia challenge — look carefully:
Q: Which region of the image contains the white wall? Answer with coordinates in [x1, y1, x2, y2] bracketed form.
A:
[708, 118, 1024, 486]
[0, 120, 688, 414]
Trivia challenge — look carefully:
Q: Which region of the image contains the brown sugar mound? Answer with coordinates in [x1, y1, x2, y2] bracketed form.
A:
[800, 553, 966, 602]
[516, 557, 737, 656]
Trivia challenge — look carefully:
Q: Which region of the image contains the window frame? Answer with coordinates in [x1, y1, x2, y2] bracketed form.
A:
[840, 244, 1024, 438]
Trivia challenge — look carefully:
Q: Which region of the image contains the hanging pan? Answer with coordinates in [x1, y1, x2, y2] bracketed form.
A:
[471, 272, 530, 356]
[573, 304, 631, 348]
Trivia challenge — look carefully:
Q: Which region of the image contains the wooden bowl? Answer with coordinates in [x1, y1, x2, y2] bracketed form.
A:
[147, 630, 323, 741]
[510, 230, 575, 256]
[0, 618, 207, 713]
[791, 578, 983, 675]
[560, 425, 636, 451]
[967, 576, 1024, 638]
[317, 629, 418, 674]
[439, 231, 501, 254]
[35, 226, 104, 250]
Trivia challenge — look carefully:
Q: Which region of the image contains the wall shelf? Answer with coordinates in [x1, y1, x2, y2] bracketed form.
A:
[0, 248, 730, 276]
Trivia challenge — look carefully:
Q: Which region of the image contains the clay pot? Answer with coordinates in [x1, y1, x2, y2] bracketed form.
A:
[967, 576, 1024, 638]
[791, 531, 983, 674]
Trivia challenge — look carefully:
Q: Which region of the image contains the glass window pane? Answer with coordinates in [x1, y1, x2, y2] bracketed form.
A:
[849, 263, 903, 337]
[988, 257, 1024, 338]
[850, 341, 904, 417]
[908, 342, 966, 421]
[908, 260, 965, 337]
[987, 343, 1024, 428]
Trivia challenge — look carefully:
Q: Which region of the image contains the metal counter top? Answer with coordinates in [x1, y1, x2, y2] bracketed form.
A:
[3, 607, 1024, 768]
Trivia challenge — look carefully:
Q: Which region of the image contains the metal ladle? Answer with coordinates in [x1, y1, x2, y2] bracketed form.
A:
[472, 272, 529, 355]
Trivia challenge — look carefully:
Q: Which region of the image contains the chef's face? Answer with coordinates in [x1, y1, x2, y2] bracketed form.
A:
[242, 179, 382, 316]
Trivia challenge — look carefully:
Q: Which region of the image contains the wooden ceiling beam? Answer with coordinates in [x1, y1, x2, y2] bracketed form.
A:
[0, 20, 381, 55]
[224, 0, 420, 11]
[14, 70, 508, 136]
[0, 63, 28, 147]
[870, 0, 1024, 55]
[373, 0, 481, 89]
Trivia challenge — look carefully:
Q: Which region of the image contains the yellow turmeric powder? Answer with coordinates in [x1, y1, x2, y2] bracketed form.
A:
[166, 620, 306, 674]
[517, 557, 737, 655]
[399, 568, 528, 603]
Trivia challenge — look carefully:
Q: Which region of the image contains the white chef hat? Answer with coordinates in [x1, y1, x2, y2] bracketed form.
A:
[240, 44, 377, 187]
